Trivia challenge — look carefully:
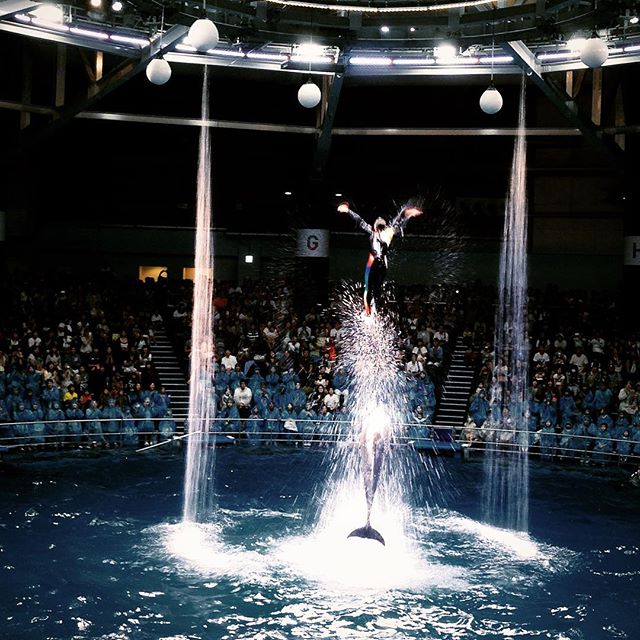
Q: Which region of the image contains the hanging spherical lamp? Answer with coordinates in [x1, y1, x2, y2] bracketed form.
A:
[188, 18, 219, 51]
[580, 35, 609, 68]
[297, 80, 321, 108]
[479, 85, 503, 114]
[146, 57, 172, 85]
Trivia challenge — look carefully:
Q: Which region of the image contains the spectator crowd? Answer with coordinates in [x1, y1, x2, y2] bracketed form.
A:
[166, 278, 456, 443]
[3, 271, 639, 468]
[0, 272, 175, 449]
[462, 286, 640, 466]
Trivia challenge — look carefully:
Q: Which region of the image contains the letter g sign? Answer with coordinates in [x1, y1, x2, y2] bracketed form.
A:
[296, 229, 328, 257]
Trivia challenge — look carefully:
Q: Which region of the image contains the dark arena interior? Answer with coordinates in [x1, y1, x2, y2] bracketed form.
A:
[1, 1, 640, 638]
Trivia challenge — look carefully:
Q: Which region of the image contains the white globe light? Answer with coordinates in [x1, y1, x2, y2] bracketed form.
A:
[479, 85, 503, 114]
[298, 81, 321, 108]
[188, 18, 219, 51]
[580, 36, 609, 68]
[146, 58, 172, 85]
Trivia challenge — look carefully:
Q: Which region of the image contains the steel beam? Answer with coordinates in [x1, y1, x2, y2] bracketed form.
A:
[614, 84, 625, 150]
[591, 67, 602, 126]
[0, 100, 55, 114]
[75, 111, 583, 137]
[311, 71, 344, 178]
[503, 40, 623, 168]
[20, 41, 32, 129]
[0, 0, 37, 19]
[55, 43, 66, 108]
[331, 126, 580, 136]
[3, 24, 188, 165]
[76, 111, 318, 134]
[0, 20, 142, 57]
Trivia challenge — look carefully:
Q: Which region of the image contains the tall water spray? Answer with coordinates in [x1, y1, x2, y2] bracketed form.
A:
[313, 289, 437, 546]
[182, 68, 216, 523]
[482, 76, 529, 532]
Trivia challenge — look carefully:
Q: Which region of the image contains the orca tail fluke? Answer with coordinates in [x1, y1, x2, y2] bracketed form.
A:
[347, 525, 385, 546]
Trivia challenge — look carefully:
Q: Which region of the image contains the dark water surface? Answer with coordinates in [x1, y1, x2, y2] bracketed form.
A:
[1, 448, 638, 639]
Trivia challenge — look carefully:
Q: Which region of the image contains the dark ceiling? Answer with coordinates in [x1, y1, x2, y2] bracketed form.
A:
[0, 22, 636, 237]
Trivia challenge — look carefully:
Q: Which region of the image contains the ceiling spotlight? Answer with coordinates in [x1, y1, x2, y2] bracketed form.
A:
[284, 191, 292, 196]
[31, 3, 64, 22]
[409, 27, 416, 33]
[630, 15, 639, 25]
[434, 42, 458, 60]
[111, 0, 123, 11]
[296, 42, 325, 57]
[380, 25, 390, 34]
[335, 193, 343, 197]
[567, 36, 587, 53]
[89, 0, 102, 7]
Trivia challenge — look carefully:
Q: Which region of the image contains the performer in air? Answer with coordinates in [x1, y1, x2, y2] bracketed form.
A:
[338, 201, 422, 315]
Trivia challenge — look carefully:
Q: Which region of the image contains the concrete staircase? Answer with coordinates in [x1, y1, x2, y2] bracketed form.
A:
[432, 336, 475, 437]
[151, 324, 190, 427]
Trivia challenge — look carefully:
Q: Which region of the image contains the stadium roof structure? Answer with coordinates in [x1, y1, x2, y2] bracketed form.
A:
[0, 0, 637, 230]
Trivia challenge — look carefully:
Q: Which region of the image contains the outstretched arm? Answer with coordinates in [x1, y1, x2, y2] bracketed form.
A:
[390, 205, 423, 235]
[338, 202, 373, 235]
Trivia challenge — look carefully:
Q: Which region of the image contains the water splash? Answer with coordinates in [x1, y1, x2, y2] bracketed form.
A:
[482, 76, 530, 532]
[313, 287, 439, 549]
[182, 67, 217, 523]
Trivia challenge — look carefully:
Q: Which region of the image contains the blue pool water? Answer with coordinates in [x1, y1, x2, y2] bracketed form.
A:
[1, 448, 638, 639]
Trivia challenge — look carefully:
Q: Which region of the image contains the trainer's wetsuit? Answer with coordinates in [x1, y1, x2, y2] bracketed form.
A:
[346, 208, 409, 314]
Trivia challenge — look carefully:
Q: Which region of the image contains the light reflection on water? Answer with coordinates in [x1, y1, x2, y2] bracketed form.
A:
[156, 508, 578, 640]
[1, 453, 638, 640]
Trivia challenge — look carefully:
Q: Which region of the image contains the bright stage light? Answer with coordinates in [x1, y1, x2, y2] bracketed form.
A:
[31, 18, 68, 30]
[567, 37, 587, 53]
[392, 57, 434, 66]
[409, 26, 416, 32]
[290, 54, 334, 64]
[295, 42, 325, 57]
[207, 48, 245, 57]
[434, 42, 457, 59]
[537, 51, 579, 61]
[89, 0, 102, 8]
[244, 255, 254, 264]
[32, 4, 64, 22]
[380, 25, 390, 34]
[110, 33, 149, 46]
[70, 26, 109, 39]
[246, 51, 288, 62]
[480, 55, 513, 64]
[284, 191, 292, 196]
[111, 0, 123, 11]
[349, 56, 392, 66]
[630, 15, 639, 25]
